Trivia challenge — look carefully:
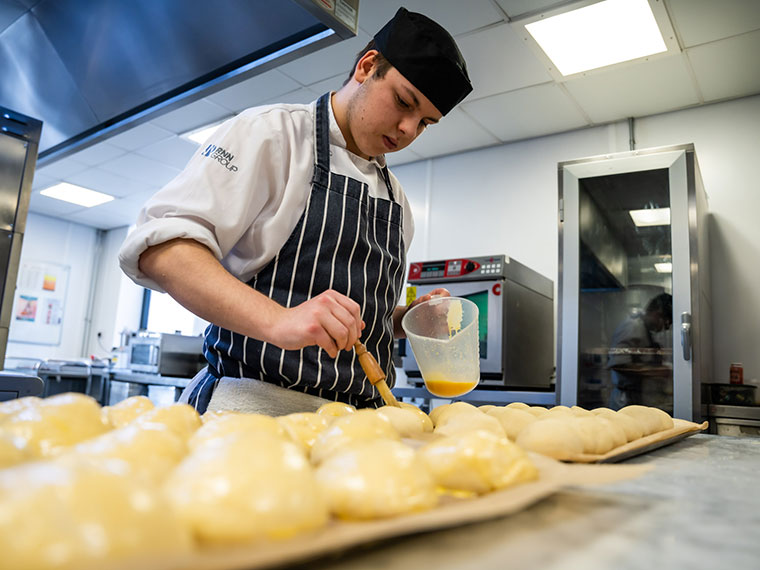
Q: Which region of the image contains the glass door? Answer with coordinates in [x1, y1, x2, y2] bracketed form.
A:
[558, 146, 697, 418]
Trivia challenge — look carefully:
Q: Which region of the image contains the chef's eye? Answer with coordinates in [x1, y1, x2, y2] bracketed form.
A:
[396, 95, 410, 109]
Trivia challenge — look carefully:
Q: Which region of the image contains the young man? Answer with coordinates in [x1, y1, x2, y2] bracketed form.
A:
[119, 8, 472, 415]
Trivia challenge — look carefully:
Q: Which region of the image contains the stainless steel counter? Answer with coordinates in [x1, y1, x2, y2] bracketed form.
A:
[293, 434, 760, 570]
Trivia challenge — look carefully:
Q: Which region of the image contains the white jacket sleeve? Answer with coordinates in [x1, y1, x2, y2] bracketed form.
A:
[118, 109, 291, 292]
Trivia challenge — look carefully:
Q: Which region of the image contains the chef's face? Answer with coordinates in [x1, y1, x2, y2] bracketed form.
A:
[345, 53, 442, 159]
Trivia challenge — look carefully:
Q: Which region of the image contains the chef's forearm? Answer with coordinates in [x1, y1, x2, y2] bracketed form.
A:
[138, 238, 284, 342]
[392, 305, 407, 338]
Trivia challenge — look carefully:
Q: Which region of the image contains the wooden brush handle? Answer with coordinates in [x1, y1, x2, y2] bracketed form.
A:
[354, 341, 401, 407]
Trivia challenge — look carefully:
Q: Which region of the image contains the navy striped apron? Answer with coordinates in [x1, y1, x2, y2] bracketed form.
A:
[186, 93, 406, 414]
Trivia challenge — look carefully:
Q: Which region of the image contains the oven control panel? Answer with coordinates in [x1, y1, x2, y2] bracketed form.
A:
[407, 255, 507, 283]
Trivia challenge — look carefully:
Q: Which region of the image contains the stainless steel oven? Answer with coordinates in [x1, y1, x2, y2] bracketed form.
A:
[130, 332, 204, 377]
[402, 255, 554, 389]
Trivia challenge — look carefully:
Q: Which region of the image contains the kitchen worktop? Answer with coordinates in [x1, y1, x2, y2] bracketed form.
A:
[291, 434, 760, 570]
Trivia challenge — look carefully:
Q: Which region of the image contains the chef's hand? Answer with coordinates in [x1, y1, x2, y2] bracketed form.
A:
[269, 290, 364, 358]
[392, 288, 450, 338]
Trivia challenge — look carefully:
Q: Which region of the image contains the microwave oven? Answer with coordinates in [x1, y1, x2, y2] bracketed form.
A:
[402, 255, 554, 389]
[130, 332, 205, 377]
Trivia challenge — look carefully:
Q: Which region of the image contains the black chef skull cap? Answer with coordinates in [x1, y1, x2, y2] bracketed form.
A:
[373, 7, 472, 116]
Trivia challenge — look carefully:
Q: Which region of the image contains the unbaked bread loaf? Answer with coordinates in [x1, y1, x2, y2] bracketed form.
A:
[310, 410, 399, 464]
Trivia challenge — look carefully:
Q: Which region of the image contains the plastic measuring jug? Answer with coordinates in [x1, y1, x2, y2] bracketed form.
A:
[401, 296, 480, 398]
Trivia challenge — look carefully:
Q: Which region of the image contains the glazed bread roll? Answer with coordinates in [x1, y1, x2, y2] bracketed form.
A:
[506, 402, 530, 410]
[133, 403, 201, 442]
[310, 410, 399, 464]
[0, 456, 192, 570]
[316, 402, 356, 418]
[276, 412, 331, 453]
[486, 407, 537, 441]
[166, 431, 328, 544]
[434, 410, 506, 438]
[189, 413, 285, 451]
[516, 417, 584, 460]
[419, 430, 538, 495]
[592, 408, 644, 442]
[619, 405, 673, 435]
[429, 401, 478, 426]
[526, 406, 550, 418]
[102, 395, 154, 429]
[0, 396, 41, 424]
[375, 406, 433, 437]
[2, 393, 109, 457]
[0, 432, 30, 469]
[315, 439, 438, 519]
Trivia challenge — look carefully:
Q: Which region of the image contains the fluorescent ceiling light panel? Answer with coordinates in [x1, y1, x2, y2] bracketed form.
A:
[40, 182, 114, 208]
[654, 262, 672, 273]
[629, 207, 670, 227]
[182, 121, 226, 145]
[525, 0, 667, 76]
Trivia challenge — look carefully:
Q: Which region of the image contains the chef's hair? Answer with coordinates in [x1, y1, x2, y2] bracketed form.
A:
[344, 40, 393, 85]
[646, 293, 672, 320]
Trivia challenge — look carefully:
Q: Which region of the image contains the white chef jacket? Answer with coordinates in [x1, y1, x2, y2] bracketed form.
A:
[119, 96, 415, 292]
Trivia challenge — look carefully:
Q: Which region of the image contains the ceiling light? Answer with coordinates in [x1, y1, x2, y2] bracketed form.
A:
[654, 262, 672, 273]
[181, 121, 226, 145]
[40, 182, 114, 208]
[524, 0, 668, 76]
[629, 207, 670, 227]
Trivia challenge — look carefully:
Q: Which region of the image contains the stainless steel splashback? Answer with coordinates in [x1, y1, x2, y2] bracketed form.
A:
[0, 107, 42, 367]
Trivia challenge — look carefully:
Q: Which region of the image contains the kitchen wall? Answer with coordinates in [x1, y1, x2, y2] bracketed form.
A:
[393, 93, 760, 386]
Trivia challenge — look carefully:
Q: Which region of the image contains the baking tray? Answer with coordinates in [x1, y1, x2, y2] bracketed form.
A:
[563, 419, 709, 464]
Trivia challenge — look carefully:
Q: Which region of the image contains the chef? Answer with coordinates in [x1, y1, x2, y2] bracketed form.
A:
[118, 7, 473, 415]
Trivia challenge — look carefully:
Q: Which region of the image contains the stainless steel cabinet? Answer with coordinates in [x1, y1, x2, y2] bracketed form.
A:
[557, 144, 711, 421]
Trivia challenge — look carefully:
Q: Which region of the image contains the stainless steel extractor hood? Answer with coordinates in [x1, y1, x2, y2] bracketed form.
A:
[0, 0, 358, 165]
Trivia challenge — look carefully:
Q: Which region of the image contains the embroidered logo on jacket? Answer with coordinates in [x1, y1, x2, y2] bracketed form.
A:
[201, 144, 238, 172]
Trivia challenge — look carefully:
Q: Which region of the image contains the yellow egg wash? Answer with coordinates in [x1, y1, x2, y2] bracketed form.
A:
[446, 300, 463, 338]
[424, 372, 478, 397]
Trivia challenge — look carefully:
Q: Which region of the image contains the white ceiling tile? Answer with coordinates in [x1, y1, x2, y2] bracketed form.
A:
[458, 23, 553, 102]
[563, 54, 700, 123]
[463, 83, 588, 142]
[30, 172, 57, 191]
[35, 157, 89, 180]
[278, 31, 372, 87]
[97, 154, 181, 188]
[65, 167, 157, 199]
[28, 191, 85, 217]
[65, 208, 136, 230]
[149, 99, 232, 134]
[133, 136, 198, 170]
[357, 0, 505, 37]
[307, 73, 347, 97]
[405, 108, 500, 158]
[207, 70, 302, 112]
[687, 31, 760, 102]
[68, 142, 126, 167]
[385, 146, 424, 167]
[668, 0, 760, 47]
[494, 0, 568, 19]
[107, 123, 174, 151]
[262, 88, 321, 106]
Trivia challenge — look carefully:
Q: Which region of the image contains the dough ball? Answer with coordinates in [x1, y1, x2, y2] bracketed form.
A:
[420, 430, 538, 495]
[434, 410, 506, 438]
[548, 405, 573, 418]
[526, 406, 550, 418]
[69, 423, 187, 485]
[375, 406, 432, 437]
[570, 416, 617, 455]
[478, 405, 496, 413]
[133, 403, 201, 441]
[0, 456, 192, 570]
[486, 407, 537, 441]
[166, 431, 327, 544]
[596, 416, 627, 449]
[0, 396, 41, 424]
[310, 410, 399, 464]
[200, 409, 238, 424]
[619, 405, 673, 435]
[592, 408, 644, 442]
[516, 418, 584, 460]
[429, 401, 478, 426]
[397, 403, 434, 432]
[315, 439, 437, 520]
[102, 396, 154, 429]
[316, 402, 356, 418]
[2, 393, 109, 457]
[506, 402, 530, 410]
[276, 412, 331, 452]
[189, 413, 285, 451]
[570, 406, 593, 417]
[0, 432, 31, 469]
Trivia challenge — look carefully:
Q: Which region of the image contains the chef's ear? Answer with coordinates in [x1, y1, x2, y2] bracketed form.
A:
[354, 50, 381, 84]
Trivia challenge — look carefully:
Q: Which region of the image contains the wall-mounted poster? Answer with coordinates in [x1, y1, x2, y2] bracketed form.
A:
[8, 261, 70, 345]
